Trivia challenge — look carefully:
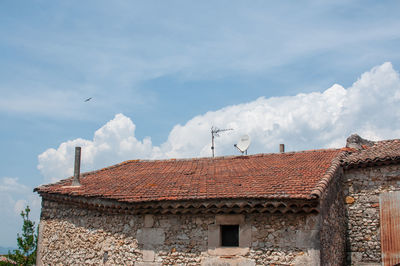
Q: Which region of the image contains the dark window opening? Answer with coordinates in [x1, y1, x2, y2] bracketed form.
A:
[221, 225, 239, 247]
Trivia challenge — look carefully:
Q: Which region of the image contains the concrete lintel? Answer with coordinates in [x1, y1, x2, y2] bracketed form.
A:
[216, 214, 245, 225]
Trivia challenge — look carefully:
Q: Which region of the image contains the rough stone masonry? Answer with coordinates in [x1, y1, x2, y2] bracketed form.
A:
[344, 164, 400, 265]
[37, 200, 323, 265]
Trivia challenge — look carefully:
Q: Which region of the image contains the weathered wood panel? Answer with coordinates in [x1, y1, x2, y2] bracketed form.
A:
[380, 191, 400, 266]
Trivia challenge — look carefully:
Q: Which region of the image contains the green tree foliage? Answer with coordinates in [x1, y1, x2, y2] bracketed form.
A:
[4, 206, 37, 265]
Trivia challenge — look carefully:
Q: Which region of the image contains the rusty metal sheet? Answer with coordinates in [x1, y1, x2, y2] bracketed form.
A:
[380, 191, 400, 266]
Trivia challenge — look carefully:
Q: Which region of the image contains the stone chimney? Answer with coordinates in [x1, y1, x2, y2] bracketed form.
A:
[346, 134, 375, 150]
[71, 147, 81, 186]
[280, 144, 285, 153]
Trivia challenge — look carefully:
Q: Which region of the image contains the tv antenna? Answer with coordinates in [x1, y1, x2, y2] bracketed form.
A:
[211, 126, 233, 157]
[234, 135, 251, 155]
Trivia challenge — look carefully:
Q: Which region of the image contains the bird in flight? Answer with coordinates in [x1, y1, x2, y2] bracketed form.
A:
[84, 97, 92, 102]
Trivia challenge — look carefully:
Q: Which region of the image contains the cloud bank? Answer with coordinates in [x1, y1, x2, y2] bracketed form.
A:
[38, 62, 400, 183]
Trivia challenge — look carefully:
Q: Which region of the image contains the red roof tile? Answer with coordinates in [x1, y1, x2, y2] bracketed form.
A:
[35, 149, 343, 203]
[343, 139, 400, 167]
[0, 256, 16, 264]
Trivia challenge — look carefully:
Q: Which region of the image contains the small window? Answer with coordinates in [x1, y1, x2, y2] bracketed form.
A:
[220, 225, 239, 247]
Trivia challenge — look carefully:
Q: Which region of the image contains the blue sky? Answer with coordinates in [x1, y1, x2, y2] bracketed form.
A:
[1, 0, 400, 247]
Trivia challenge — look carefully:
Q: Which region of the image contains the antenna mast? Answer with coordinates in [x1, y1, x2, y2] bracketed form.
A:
[211, 126, 233, 157]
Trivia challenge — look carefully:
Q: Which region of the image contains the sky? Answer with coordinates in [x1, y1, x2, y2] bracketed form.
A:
[1, 0, 400, 248]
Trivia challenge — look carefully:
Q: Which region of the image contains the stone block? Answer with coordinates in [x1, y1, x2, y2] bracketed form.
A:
[293, 249, 320, 266]
[345, 196, 355, 204]
[305, 214, 320, 230]
[350, 252, 363, 264]
[384, 170, 400, 179]
[295, 229, 320, 249]
[207, 247, 250, 256]
[216, 214, 245, 225]
[177, 233, 189, 240]
[36, 221, 45, 266]
[135, 263, 161, 266]
[359, 195, 378, 203]
[142, 249, 155, 262]
[364, 208, 377, 217]
[159, 217, 178, 227]
[208, 224, 219, 248]
[202, 257, 255, 266]
[277, 229, 296, 246]
[239, 224, 251, 247]
[136, 228, 165, 245]
[144, 214, 154, 228]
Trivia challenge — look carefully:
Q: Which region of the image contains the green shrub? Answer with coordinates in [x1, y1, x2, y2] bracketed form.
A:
[7, 206, 37, 265]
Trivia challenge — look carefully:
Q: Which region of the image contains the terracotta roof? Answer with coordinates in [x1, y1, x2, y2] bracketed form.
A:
[343, 139, 400, 167]
[0, 256, 16, 264]
[35, 149, 343, 203]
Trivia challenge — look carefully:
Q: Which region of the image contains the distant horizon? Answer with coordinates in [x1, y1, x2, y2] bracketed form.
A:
[0, 246, 16, 255]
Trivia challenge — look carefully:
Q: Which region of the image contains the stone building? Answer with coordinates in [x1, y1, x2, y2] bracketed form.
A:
[34, 135, 400, 265]
[342, 137, 400, 265]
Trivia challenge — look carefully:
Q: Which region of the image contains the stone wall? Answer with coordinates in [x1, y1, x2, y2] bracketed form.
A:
[37, 199, 321, 265]
[343, 163, 400, 265]
[319, 169, 346, 265]
[248, 212, 320, 265]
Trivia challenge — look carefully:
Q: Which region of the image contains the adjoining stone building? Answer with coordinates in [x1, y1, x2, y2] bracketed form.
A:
[342, 137, 400, 265]
[34, 135, 400, 265]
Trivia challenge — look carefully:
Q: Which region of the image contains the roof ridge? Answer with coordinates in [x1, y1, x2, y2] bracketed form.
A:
[74, 147, 343, 178]
[309, 151, 347, 199]
[374, 138, 400, 143]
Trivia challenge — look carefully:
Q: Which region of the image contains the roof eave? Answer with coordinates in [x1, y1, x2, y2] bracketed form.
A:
[343, 157, 400, 170]
[39, 192, 321, 215]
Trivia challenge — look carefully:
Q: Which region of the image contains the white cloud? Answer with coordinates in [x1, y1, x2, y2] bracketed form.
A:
[38, 62, 400, 183]
[38, 114, 162, 183]
[0, 177, 40, 216]
[14, 199, 28, 216]
[0, 177, 30, 193]
[0, 177, 41, 246]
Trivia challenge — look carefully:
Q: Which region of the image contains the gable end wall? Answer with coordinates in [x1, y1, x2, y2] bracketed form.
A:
[319, 167, 346, 265]
[344, 163, 400, 265]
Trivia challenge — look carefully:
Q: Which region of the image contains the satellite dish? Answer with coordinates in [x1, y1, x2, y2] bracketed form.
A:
[234, 135, 251, 155]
